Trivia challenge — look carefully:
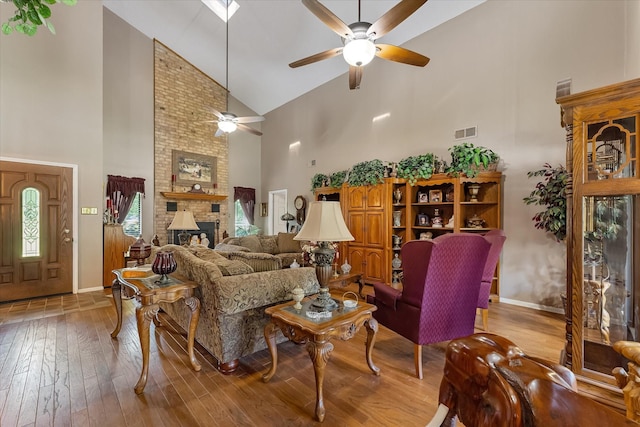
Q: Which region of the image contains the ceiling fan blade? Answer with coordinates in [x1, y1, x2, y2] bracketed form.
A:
[376, 44, 430, 67]
[236, 115, 265, 124]
[302, 0, 353, 38]
[214, 128, 224, 137]
[208, 107, 225, 120]
[349, 66, 363, 90]
[289, 47, 343, 68]
[367, 0, 428, 40]
[237, 123, 263, 136]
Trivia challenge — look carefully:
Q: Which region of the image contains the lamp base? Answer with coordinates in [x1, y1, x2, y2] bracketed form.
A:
[309, 287, 338, 312]
[177, 230, 191, 246]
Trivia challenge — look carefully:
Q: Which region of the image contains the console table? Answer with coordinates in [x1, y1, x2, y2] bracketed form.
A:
[327, 272, 364, 298]
[110, 268, 201, 394]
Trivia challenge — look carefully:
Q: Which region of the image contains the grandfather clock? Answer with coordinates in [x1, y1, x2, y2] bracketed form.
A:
[557, 78, 640, 405]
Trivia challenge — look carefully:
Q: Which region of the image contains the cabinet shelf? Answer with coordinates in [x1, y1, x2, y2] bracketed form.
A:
[161, 191, 227, 201]
[460, 201, 498, 205]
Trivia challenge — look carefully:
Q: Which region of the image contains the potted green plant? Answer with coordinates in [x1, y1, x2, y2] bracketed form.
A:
[310, 173, 329, 192]
[347, 159, 385, 187]
[396, 153, 435, 185]
[2, 0, 77, 36]
[329, 170, 347, 188]
[522, 163, 567, 242]
[447, 142, 499, 178]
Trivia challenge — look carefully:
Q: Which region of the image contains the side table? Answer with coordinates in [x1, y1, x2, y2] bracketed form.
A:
[110, 267, 201, 394]
[327, 272, 364, 297]
[262, 293, 379, 422]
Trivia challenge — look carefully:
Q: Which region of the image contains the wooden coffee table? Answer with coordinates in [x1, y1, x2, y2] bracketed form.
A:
[110, 267, 201, 394]
[262, 293, 379, 422]
[327, 271, 364, 297]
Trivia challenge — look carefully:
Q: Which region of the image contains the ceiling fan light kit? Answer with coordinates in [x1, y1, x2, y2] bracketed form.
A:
[343, 38, 376, 67]
[217, 119, 237, 133]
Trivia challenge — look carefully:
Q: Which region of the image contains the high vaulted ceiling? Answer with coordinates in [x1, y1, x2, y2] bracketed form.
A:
[103, 0, 484, 116]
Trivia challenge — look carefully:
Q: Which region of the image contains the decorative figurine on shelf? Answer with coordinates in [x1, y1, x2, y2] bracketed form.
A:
[341, 261, 352, 274]
[392, 271, 403, 284]
[392, 253, 402, 269]
[190, 235, 199, 246]
[466, 214, 485, 228]
[432, 208, 443, 228]
[467, 183, 481, 202]
[394, 188, 402, 204]
[393, 211, 402, 227]
[445, 215, 455, 228]
[290, 259, 300, 268]
[152, 234, 160, 246]
[200, 233, 210, 248]
[291, 286, 305, 310]
[420, 232, 433, 240]
[392, 234, 402, 250]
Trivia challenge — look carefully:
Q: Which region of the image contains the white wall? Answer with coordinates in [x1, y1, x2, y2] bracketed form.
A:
[103, 9, 154, 242]
[0, 1, 104, 290]
[260, 0, 635, 309]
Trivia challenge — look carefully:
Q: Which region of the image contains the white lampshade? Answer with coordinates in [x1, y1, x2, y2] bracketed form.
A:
[294, 201, 354, 242]
[343, 39, 376, 67]
[218, 120, 237, 133]
[168, 211, 200, 231]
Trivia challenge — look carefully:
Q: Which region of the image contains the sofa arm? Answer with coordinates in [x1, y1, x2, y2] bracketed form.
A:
[371, 281, 402, 310]
[215, 267, 319, 315]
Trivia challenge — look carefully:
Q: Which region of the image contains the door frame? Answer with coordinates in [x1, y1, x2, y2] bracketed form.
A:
[268, 189, 287, 235]
[1, 156, 79, 294]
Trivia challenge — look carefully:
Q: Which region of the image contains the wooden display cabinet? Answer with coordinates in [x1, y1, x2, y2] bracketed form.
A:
[557, 77, 640, 406]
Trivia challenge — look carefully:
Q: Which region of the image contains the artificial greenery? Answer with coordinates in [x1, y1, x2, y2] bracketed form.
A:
[523, 163, 568, 242]
[329, 170, 347, 188]
[2, 0, 77, 36]
[447, 142, 499, 178]
[347, 159, 385, 187]
[396, 153, 435, 185]
[310, 173, 329, 191]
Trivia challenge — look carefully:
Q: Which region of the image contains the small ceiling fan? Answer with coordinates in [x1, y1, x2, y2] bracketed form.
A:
[206, 3, 264, 137]
[290, 0, 430, 90]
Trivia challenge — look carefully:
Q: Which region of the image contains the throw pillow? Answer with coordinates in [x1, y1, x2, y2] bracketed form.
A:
[214, 243, 251, 252]
[277, 232, 301, 253]
[215, 259, 254, 276]
[258, 235, 279, 254]
[188, 246, 227, 262]
[238, 235, 263, 253]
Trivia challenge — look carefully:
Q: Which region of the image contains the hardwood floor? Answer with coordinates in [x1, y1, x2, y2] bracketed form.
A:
[0, 284, 566, 426]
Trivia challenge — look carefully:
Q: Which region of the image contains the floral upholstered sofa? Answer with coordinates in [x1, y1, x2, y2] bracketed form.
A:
[216, 233, 305, 267]
[150, 244, 319, 373]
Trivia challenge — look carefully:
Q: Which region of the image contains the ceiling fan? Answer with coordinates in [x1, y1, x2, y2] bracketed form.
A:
[289, 0, 430, 90]
[206, 3, 264, 137]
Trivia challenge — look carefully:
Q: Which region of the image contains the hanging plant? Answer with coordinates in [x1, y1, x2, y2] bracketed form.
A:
[2, 0, 77, 36]
[329, 170, 347, 188]
[310, 173, 329, 192]
[447, 142, 499, 178]
[523, 163, 567, 242]
[396, 153, 435, 185]
[347, 159, 385, 187]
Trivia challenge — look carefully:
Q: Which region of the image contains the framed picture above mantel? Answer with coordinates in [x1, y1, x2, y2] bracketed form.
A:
[172, 150, 217, 188]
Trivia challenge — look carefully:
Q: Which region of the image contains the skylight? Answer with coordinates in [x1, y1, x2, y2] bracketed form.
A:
[201, 0, 239, 22]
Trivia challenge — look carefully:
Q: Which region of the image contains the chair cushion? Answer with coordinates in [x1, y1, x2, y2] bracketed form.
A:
[277, 232, 301, 253]
[238, 235, 263, 252]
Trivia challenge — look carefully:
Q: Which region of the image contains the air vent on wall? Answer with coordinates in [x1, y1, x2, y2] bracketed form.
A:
[454, 126, 477, 140]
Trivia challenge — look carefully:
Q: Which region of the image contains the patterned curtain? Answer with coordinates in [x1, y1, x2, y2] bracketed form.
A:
[234, 186, 255, 226]
[106, 175, 145, 224]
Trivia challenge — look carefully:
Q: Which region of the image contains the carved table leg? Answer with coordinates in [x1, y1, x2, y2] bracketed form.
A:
[307, 340, 334, 422]
[262, 322, 279, 382]
[110, 279, 123, 338]
[358, 278, 365, 299]
[365, 317, 380, 375]
[134, 303, 159, 394]
[185, 296, 201, 372]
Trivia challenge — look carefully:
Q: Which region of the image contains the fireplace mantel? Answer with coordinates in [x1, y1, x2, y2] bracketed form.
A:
[161, 192, 227, 201]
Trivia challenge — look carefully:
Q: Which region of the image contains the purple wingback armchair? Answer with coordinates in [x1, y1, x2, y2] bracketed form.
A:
[366, 233, 491, 379]
[477, 230, 506, 331]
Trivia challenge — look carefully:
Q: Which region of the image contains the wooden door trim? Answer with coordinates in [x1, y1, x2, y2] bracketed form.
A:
[1, 156, 79, 294]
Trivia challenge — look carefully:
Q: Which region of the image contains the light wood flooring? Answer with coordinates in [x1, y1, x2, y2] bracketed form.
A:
[0, 283, 566, 426]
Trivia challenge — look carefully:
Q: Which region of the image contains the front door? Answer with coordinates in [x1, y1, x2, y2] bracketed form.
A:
[0, 161, 73, 302]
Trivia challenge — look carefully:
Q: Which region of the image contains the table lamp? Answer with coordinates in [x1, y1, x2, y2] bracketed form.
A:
[168, 210, 199, 246]
[294, 201, 354, 312]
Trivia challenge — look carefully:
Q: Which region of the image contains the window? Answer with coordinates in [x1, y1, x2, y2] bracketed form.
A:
[22, 187, 40, 257]
[235, 199, 258, 236]
[122, 192, 142, 237]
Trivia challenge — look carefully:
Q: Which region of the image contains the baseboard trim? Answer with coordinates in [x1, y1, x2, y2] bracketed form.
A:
[78, 286, 104, 294]
[499, 298, 564, 315]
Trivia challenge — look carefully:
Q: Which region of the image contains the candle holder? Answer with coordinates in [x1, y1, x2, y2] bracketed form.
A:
[152, 251, 177, 284]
